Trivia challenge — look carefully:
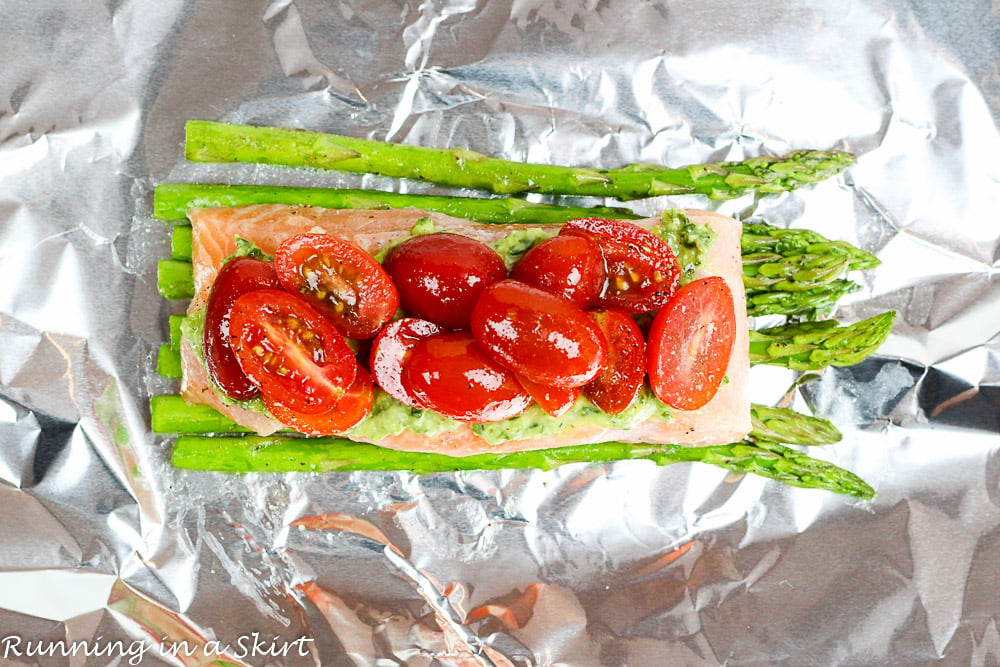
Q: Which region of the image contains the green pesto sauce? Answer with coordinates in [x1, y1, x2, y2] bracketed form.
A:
[488, 227, 557, 270]
[187, 213, 715, 444]
[652, 209, 716, 284]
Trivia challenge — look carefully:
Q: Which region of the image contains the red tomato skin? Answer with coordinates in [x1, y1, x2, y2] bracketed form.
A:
[583, 309, 647, 415]
[647, 276, 737, 411]
[369, 317, 445, 408]
[203, 257, 283, 400]
[265, 367, 374, 436]
[384, 232, 507, 330]
[274, 233, 399, 340]
[403, 332, 531, 422]
[510, 234, 606, 309]
[230, 289, 358, 415]
[560, 217, 680, 314]
[514, 373, 580, 417]
[470, 280, 608, 387]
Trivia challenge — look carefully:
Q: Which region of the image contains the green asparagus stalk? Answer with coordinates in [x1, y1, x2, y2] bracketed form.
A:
[746, 280, 864, 319]
[749, 404, 842, 445]
[749, 312, 896, 370]
[184, 121, 855, 201]
[152, 394, 841, 445]
[169, 433, 872, 498]
[154, 183, 638, 224]
[157, 259, 195, 300]
[155, 315, 187, 379]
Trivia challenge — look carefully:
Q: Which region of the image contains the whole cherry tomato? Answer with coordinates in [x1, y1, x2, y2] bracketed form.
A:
[403, 332, 531, 422]
[647, 276, 737, 410]
[560, 217, 680, 313]
[203, 256, 282, 400]
[230, 289, 358, 415]
[470, 279, 608, 387]
[274, 233, 398, 339]
[369, 317, 445, 408]
[584, 309, 646, 414]
[510, 234, 606, 308]
[515, 373, 580, 417]
[265, 366, 374, 436]
[383, 232, 507, 330]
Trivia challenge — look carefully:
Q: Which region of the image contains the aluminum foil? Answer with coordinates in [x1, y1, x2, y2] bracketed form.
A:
[2, 0, 999, 664]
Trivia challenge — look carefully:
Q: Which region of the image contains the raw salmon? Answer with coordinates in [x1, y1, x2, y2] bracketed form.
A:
[181, 205, 750, 454]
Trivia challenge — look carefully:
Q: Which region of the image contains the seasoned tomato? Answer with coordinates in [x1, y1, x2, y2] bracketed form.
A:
[584, 309, 646, 414]
[230, 290, 358, 415]
[515, 373, 580, 418]
[403, 332, 531, 422]
[510, 234, 606, 309]
[470, 279, 607, 387]
[369, 317, 444, 408]
[383, 232, 507, 330]
[274, 233, 398, 339]
[265, 367, 374, 436]
[560, 217, 680, 313]
[203, 256, 282, 400]
[647, 276, 736, 411]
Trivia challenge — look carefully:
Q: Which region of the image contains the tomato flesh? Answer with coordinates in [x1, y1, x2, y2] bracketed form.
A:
[515, 373, 580, 417]
[647, 276, 736, 410]
[369, 317, 445, 408]
[560, 217, 680, 313]
[275, 233, 398, 339]
[583, 309, 647, 414]
[510, 234, 606, 309]
[264, 367, 374, 435]
[384, 232, 507, 330]
[230, 290, 358, 415]
[203, 256, 282, 400]
[403, 332, 531, 422]
[471, 280, 608, 387]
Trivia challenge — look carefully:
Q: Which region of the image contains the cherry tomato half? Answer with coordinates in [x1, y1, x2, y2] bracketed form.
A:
[560, 217, 680, 314]
[384, 232, 507, 330]
[510, 234, 606, 309]
[275, 233, 399, 339]
[583, 309, 646, 415]
[265, 366, 374, 436]
[230, 289, 358, 415]
[647, 276, 737, 411]
[203, 256, 282, 400]
[515, 373, 580, 418]
[470, 279, 608, 387]
[369, 317, 445, 408]
[403, 332, 531, 422]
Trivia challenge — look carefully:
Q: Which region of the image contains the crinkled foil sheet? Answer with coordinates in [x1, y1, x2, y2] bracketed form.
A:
[1, 0, 999, 664]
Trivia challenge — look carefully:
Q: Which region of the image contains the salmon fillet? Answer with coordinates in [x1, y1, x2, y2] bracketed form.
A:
[181, 205, 750, 454]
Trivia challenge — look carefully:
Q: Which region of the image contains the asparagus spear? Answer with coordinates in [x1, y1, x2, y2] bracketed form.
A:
[169, 433, 872, 498]
[152, 394, 841, 445]
[157, 259, 194, 300]
[154, 183, 638, 224]
[184, 121, 855, 201]
[749, 312, 896, 370]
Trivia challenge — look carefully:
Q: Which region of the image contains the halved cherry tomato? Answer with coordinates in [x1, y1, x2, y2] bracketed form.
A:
[647, 276, 737, 411]
[203, 256, 282, 400]
[274, 233, 398, 339]
[264, 367, 374, 436]
[369, 317, 445, 408]
[383, 232, 507, 330]
[510, 234, 606, 309]
[403, 332, 532, 422]
[515, 373, 580, 417]
[560, 217, 680, 313]
[230, 289, 358, 415]
[584, 309, 646, 414]
[470, 279, 608, 387]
